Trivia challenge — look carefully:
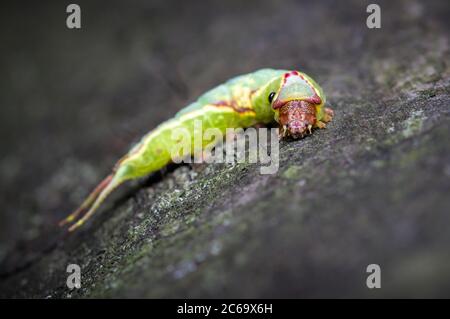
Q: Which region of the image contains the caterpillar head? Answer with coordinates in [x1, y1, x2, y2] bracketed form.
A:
[269, 71, 323, 139]
[277, 100, 317, 138]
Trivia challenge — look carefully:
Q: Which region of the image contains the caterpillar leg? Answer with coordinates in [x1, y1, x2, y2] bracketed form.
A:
[59, 174, 113, 227]
[314, 107, 334, 129]
[323, 107, 334, 123]
[314, 120, 327, 129]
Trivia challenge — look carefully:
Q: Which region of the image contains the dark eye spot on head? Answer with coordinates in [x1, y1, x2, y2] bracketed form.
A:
[268, 92, 276, 103]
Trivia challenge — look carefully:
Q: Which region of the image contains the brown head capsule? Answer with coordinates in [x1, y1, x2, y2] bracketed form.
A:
[278, 100, 316, 138]
[270, 71, 324, 139]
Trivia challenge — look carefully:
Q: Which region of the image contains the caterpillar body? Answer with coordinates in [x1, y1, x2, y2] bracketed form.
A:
[60, 68, 333, 231]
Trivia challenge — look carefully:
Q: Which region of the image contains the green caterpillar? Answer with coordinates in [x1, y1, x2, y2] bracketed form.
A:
[60, 68, 333, 231]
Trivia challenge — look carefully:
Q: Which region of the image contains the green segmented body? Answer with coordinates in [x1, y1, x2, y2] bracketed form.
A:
[62, 68, 327, 231]
[116, 69, 325, 181]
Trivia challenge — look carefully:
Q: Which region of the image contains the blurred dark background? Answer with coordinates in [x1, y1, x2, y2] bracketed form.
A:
[0, 0, 449, 298]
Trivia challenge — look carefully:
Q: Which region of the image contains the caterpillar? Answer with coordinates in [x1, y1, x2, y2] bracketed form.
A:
[60, 68, 333, 231]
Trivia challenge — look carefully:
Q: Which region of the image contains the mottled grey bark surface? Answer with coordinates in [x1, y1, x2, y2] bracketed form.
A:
[0, 0, 449, 298]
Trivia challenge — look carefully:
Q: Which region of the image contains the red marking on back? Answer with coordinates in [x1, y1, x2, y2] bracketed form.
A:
[283, 71, 301, 84]
[304, 94, 322, 105]
[213, 101, 229, 106]
[272, 99, 285, 109]
[278, 71, 321, 107]
[212, 100, 254, 114]
[272, 93, 322, 110]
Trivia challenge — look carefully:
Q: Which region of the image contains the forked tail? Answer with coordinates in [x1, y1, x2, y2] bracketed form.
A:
[59, 172, 123, 232]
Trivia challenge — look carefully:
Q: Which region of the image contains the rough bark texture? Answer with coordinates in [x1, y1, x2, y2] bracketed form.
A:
[0, 0, 449, 298]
